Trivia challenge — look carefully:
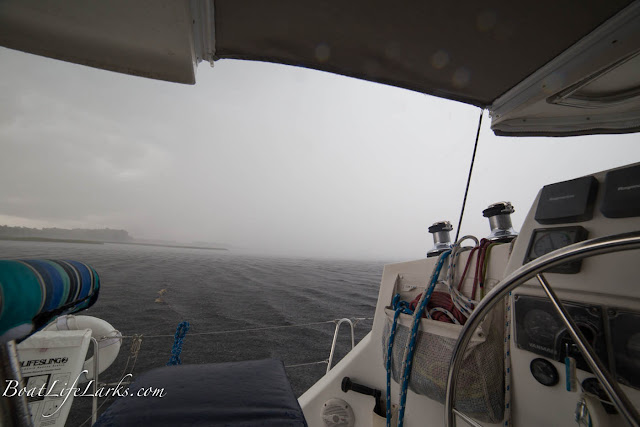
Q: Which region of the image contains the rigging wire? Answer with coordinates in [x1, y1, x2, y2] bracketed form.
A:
[117, 317, 373, 339]
[455, 109, 484, 242]
[285, 360, 329, 368]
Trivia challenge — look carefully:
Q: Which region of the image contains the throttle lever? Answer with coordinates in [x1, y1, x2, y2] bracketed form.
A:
[341, 377, 383, 416]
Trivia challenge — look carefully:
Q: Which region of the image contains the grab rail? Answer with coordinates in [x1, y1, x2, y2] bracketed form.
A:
[91, 337, 99, 426]
[326, 318, 355, 374]
[0, 341, 31, 426]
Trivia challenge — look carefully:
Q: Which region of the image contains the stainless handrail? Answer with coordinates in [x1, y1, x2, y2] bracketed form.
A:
[90, 337, 100, 426]
[326, 318, 355, 374]
[0, 340, 32, 426]
[452, 409, 483, 427]
[444, 231, 640, 427]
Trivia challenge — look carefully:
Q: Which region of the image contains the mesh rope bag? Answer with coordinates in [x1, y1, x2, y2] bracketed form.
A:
[382, 302, 505, 423]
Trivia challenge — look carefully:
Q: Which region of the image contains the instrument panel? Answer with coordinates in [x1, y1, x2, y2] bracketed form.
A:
[515, 295, 640, 389]
[523, 226, 588, 273]
[514, 296, 607, 372]
[507, 163, 640, 426]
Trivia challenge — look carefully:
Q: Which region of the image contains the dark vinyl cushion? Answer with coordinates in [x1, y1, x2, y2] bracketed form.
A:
[94, 359, 307, 426]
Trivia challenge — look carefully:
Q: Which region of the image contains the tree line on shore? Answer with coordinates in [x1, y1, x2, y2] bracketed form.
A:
[0, 225, 132, 242]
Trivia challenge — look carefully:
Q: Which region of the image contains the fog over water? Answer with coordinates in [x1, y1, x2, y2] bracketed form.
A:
[1, 47, 639, 260]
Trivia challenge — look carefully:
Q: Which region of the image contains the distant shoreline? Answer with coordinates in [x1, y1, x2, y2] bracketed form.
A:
[0, 237, 228, 251]
[0, 236, 103, 244]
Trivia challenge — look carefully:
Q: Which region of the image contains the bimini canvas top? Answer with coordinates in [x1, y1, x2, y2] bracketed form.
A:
[1, 0, 640, 136]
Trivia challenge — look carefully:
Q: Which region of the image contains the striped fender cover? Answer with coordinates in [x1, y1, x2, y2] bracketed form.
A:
[0, 260, 100, 343]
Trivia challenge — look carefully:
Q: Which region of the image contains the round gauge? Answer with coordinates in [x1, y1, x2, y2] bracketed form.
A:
[532, 231, 572, 258]
[523, 309, 558, 347]
[530, 358, 559, 386]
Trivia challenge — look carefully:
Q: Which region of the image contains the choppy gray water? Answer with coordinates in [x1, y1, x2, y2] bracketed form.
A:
[0, 241, 385, 426]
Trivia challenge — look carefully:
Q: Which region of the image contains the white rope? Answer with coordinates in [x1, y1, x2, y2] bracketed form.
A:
[443, 236, 480, 319]
[285, 360, 329, 368]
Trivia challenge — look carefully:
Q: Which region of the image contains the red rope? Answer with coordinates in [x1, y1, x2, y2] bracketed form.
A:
[409, 291, 467, 324]
[456, 247, 478, 291]
[407, 238, 502, 325]
[472, 239, 491, 299]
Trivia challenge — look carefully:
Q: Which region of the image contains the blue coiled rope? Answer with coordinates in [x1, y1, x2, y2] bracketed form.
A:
[387, 250, 450, 427]
[386, 294, 413, 426]
[167, 321, 190, 366]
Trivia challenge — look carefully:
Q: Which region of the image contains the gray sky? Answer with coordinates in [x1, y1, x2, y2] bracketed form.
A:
[1, 47, 639, 260]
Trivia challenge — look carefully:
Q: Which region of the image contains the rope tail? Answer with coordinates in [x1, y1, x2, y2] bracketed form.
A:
[167, 321, 190, 366]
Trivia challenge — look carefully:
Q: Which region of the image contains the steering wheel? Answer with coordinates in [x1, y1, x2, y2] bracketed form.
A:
[444, 231, 640, 427]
